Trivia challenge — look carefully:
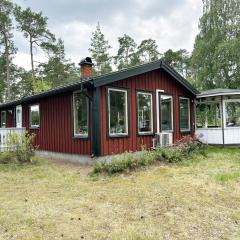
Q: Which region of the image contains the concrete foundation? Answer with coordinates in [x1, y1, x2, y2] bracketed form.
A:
[36, 150, 93, 165]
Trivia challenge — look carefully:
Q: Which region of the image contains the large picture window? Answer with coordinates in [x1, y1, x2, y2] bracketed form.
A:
[160, 94, 173, 131]
[179, 97, 190, 131]
[30, 105, 40, 128]
[196, 102, 221, 128]
[1, 111, 6, 128]
[108, 88, 128, 136]
[73, 92, 89, 137]
[225, 101, 240, 127]
[137, 92, 153, 134]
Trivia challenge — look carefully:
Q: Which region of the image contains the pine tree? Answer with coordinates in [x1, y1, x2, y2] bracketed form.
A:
[89, 23, 112, 75]
[14, 6, 56, 92]
[191, 0, 240, 90]
[138, 39, 160, 63]
[37, 39, 79, 88]
[163, 49, 191, 79]
[0, 0, 16, 100]
[114, 34, 140, 70]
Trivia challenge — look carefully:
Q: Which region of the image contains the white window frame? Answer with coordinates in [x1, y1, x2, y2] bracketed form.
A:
[137, 91, 153, 135]
[159, 93, 174, 132]
[29, 104, 40, 128]
[156, 89, 164, 133]
[179, 97, 191, 132]
[1, 110, 6, 128]
[16, 105, 22, 128]
[73, 91, 89, 138]
[108, 88, 128, 137]
[224, 99, 240, 129]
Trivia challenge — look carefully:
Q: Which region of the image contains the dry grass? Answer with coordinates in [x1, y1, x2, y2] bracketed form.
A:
[0, 147, 240, 240]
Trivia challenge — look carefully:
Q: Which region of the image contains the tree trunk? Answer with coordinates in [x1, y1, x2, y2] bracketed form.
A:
[3, 31, 10, 101]
[30, 36, 35, 92]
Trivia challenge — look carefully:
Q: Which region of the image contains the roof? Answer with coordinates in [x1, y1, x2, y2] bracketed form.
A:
[197, 88, 240, 98]
[0, 59, 198, 109]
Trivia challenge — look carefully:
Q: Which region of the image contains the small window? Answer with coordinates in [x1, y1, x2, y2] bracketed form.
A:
[1, 111, 6, 128]
[108, 88, 128, 136]
[30, 105, 40, 128]
[73, 92, 89, 137]
[137, 92, 153, 134]
[225, 101, 240, 127]
[160, 94, 173, 131]
[179, 97, 190, 131]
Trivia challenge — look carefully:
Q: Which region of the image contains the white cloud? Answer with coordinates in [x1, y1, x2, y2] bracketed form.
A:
[13, 0, 203, 69]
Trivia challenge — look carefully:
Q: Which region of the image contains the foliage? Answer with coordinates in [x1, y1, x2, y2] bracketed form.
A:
[0, 151, 17, 164]
[92, 136, 206, 175]
[1, 132, 37, 163]
[14, 6, 56, 92]
[158, 135, 207, 163]
[191, 0, 240, 90]
[163, 49, 191, 79]
[0, 0, 17, 101]
[89, 23, 112, 75]
[92, 150, 155, 175]
[138, 39, 160, 63]
[114, 34, 140, 70]
[37, 39, 79, 88]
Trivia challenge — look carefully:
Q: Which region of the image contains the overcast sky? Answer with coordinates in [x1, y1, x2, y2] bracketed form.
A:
[13, 0, 203, 70]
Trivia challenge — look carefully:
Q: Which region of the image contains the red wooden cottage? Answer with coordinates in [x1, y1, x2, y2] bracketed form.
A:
[0, 58, 198, 161]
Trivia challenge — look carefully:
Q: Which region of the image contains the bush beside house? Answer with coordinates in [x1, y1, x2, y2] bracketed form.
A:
[92, 135, 206, 175]
[0, 132, 37, 164]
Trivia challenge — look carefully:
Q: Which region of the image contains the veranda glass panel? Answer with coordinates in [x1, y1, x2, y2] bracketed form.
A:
[160, 95, 172, 131]
[225, 101, 240, 127]
[180, 98, 190, 131]
[109, 89, 128, 135]
[196, 102, 221, 128]
[137, 92, 153, 134]
[74, 93, 88, 136]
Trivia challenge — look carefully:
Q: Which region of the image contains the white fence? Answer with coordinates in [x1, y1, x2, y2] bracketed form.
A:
[196, 127, 240, 145]
[0, 128, 26, 151]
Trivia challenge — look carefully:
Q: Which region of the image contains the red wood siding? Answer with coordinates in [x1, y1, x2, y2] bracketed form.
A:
[6, 108, 15, 128]
[100, 69, 195, 156]
[22, 92, 92, 155]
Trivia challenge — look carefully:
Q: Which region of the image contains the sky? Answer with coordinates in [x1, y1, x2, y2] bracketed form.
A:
[13, 0, 203, 70]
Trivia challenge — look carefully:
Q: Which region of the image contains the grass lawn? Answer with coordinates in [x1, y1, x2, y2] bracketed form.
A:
[0, 147, 240, 240]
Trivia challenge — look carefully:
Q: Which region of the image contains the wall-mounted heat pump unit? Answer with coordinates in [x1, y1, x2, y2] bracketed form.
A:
[155, 133, 173, 147]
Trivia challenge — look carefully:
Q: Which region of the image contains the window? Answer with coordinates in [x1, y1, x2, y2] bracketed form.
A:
[225, 101, 240, 127]
[196, 102, 221, 128]
[137, 92, 153, 134]
[29, 105, 40, 128]
[179, 97, 190, 131]
[160, 94, 173, 131]
[16, 105, 22, 128]
[1, 111, 6, 128]
[108, 88, 128, 136]
[73, 92, 89, 137]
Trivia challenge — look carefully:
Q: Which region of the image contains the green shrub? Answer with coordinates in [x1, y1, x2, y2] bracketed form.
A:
[0, 152, 17, 164]
[2, 132, 37, 164]
[156, 135, 206, 163]
[92, 151, 155, 175]
[92, 135, 206, 175]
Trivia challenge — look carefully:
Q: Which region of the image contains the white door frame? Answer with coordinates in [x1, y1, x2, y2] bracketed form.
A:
[156, 89, 164, 133]
[16, 105, 22, 128]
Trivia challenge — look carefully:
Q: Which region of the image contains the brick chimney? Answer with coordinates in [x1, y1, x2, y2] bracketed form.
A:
[79, 57, 93, 78]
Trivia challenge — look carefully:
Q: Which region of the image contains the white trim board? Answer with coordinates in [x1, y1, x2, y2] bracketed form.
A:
[156, 89, 164, 133]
